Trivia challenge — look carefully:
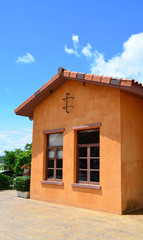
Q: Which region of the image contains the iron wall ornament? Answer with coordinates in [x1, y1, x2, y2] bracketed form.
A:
[62, 93, 74, 113]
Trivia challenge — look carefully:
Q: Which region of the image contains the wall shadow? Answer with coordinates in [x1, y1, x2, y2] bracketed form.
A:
[125, 208, 143, 215]
[72, 187, 102, 196]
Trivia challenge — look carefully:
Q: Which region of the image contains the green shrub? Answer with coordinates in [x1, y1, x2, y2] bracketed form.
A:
[0, 173, 12, 190]
[15, 176, 30, 192]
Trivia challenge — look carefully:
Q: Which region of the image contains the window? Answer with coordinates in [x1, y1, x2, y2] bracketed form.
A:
[77, 128, 100, 184]
[46, 133, 63, 181]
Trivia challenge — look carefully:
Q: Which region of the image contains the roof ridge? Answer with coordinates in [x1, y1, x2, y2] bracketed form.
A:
[59, 67, 133, 79]
[59, 67, 143, 87]
[60, 68, 133, 87]
[15, 67, 143, 118]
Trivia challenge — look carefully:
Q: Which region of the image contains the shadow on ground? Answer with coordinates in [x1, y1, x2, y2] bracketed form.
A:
[126, 208, 143, 215]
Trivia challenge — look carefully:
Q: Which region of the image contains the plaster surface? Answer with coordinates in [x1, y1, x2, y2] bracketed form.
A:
[31, 80, 122, 213]
[120, 91, 143, 213]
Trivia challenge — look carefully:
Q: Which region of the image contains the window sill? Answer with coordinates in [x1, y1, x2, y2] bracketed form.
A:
[41, 180, 64, 186]
[71, 183, 101, 190]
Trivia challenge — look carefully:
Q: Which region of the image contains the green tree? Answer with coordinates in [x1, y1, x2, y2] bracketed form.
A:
[2, 150, 17, 170]
[24, 143, 32, 151]
[2, 143, 32, 176]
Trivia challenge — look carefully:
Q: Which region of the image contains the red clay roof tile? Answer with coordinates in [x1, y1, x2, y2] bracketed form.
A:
[84, 74, 93, 81]
[101, 76, 111, 84]
[92, 75, 102, 82]
[63, 70, 70, 77]
[69, 71, 78, 78]
[15, 68, 143, 118]
[120, 79, 132, 87]
[40, 73, 60, 92]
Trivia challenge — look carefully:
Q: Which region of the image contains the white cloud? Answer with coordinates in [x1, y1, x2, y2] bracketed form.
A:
[0, 130, 31, 135]
[18, 133, 32, 144]
[0, 128, 32, 155]
[65, 32, 143, 83]
[16, 52, 35, 64]
[72, 34, 79, 43]
[72, 34, 79, 49]
[82, 43, 92, 58]
[65, 45, 75, 54]
[65, 34, 80, 57]
[90, 33, 143, 83]
[65, 45, 79, 57]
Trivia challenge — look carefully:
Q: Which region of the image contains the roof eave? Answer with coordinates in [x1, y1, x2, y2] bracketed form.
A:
[14, 68, 143, 119]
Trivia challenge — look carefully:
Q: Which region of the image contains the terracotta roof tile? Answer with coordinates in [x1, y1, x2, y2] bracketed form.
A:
[77, 73, 85, 80]
[15, 67, 143, 118]
[101, 76, 111, 84]
[133, 80, 143, 87]
[92, 75, 102, 82]
[40, 73, 60, 92]
[69, 71, 78, 78]
[63, 70, 70, 77]
[110, 78, 121, 86]
[84, 74, 93, 81]
[120, 79, 132, 87]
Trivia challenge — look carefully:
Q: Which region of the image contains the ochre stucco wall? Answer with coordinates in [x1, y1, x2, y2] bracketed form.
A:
[30, 80, 122, 214]
[120, 91, 143, 213]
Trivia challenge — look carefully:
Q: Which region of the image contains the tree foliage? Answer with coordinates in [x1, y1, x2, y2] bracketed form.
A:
[2, 143, 32, 176]
[14, 149, 31, 176]
[2, 150, 17, 170]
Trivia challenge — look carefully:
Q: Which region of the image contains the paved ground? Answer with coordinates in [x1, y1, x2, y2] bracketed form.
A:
[0, 191, 143, 240]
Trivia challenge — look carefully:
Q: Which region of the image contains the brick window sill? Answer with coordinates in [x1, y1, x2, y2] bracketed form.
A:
[41, 180, 64, 186]
[71, 183, 101, 190]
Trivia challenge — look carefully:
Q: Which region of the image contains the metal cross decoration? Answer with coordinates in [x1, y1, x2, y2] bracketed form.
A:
[62, 93, 74, 113]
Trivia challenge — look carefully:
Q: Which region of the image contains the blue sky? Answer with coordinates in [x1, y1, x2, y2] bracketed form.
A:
[0, 0, 143, 155]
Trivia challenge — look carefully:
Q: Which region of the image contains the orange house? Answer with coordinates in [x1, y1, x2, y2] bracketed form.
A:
[15, 67, 143, 214]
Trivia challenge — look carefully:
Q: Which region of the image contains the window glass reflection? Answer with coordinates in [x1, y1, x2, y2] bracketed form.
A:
[78, 129, 99, 144]
[49, 133, 63, 146]
[57, 149, 63, 158]
[48, 169, 54, 178]
[79, 171, 87, 181]
[48, 150, 54, 158]
[56, 170, 62, 179]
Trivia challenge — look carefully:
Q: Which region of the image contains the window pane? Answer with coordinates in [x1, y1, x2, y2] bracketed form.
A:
[56, 159, 62, 168]
[79, 159, 87, 169]
[49, 133, 63, 146]
[57, 149, 63, 158]
[48, 159, 54, 168]
[79, 147, 87, 157]
[90, 147, 99, 157]
[78, 129, 99, 144]
[56, 170, 62, 179]
[90, 159, 99, 169]
[90, 171, 99, 182]
[48, 150, 54, 158]
[79, 170, 87, 181]
[48, 169, 54, 178]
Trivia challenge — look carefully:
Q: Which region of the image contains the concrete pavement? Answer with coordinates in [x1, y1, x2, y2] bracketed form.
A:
[0, 190, 143, 240]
